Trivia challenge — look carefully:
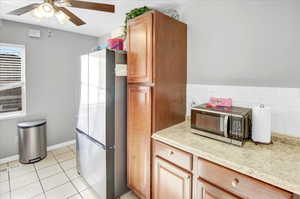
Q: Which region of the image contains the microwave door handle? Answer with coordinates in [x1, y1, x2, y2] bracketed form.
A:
[224, 115, 229, 138]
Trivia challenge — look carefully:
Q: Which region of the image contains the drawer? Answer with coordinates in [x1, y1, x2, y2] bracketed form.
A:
[153, 141, 193, 171]
[198, 158, 293, 199]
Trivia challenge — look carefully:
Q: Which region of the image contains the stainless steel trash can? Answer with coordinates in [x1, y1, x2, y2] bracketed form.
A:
[18, 120, 47, 164]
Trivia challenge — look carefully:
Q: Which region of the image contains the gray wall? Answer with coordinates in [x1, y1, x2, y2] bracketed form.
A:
[179, 0, 300, 88]
[98, 33, 111, 46]
[0, 20, 97, 159]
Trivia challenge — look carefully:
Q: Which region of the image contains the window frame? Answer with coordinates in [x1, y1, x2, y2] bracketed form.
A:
[0, 43, 26, 120]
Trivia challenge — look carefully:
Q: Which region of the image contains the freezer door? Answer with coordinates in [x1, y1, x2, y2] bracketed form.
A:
[76, 54, 89, 134]
[88, 50, 107, 145]
[77, 131, 107, 199]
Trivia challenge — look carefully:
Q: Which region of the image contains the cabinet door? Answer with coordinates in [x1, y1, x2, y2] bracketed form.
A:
[127, 12, 153, 83]
[198, 179, 240, 199]
[153, 157, 192, 199]
[127, 85, 152, 199]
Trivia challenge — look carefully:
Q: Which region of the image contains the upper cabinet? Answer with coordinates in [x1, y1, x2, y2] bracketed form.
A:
[127, 12, 153, 83]
[127, 10, 187, 199]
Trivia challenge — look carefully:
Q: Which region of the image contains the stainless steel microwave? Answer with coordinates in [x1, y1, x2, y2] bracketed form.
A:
[191, 104, 252, 146]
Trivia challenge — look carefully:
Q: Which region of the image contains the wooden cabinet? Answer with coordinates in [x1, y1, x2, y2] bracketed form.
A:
[127, 12, 153, 83]
[153, 157, 192, 199]
[198, 179, 240, 199]
[153, 142, 192, 199]
[153, 140, 193, 172]
[127, 85, 152, 199]
[127, 10, 187, 199]
[197, 158, 293, 199]
[152, 140, 293, 199]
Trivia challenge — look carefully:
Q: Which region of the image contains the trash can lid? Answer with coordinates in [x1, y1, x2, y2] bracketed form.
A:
[18, 120, 46, 128]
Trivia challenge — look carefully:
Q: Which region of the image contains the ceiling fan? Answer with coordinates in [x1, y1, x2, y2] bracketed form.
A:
[7, 0, 115, 26]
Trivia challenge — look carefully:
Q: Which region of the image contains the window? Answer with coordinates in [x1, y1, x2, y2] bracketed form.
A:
[0, 43, 26, 119]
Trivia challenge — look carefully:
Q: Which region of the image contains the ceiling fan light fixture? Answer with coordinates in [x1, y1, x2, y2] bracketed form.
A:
[32, 8, 44, 19]
[9, 0, 115, 26]
[39, 3, 54, 18]
[55, 10, 70, 24]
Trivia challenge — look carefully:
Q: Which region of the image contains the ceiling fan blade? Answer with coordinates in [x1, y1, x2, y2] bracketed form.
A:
[67, 0, 115, 13]
[7, 3, 40, 16]
[58, 7, 86, 26]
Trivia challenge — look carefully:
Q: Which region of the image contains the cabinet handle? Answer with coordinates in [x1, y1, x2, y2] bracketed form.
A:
[231, 178, 239, 188]
[168, 150, 174, 156]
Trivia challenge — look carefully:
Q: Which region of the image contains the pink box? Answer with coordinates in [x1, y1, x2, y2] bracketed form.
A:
[108, 38, 124, 50]
[209, 97, 232, 107]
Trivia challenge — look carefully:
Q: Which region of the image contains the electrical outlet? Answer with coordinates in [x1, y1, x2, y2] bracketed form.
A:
[188, 99, 199, 111]
[191, 101, 197, 108]
[190, 98, 201, 107]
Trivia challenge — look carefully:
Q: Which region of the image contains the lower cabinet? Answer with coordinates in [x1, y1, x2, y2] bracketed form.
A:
[152, 140, 293, 199]
[198, 179, 240, 199]
[153, 156, 192, 199]
[197, 158, 293, 199]
[127, 85, 152, 199]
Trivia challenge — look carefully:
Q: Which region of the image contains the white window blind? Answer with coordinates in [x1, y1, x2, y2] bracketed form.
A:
[0, 43, 26, 119]
[0, 54, 22, 83]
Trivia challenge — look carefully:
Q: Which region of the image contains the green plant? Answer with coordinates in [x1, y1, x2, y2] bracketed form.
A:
[123, 6, 152, 37]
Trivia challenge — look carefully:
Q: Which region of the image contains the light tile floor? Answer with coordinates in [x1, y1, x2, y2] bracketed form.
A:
[0, 145, 138, 199]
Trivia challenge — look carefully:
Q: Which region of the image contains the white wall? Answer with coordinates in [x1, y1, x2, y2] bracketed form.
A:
[0, 20, 97, 159]
[187, 84, 300, 137]
[98, 33, 111, 46]
[179, 0, 300, 87]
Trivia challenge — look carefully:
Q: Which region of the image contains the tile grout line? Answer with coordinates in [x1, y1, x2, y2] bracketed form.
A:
[10, 162, 63, 195]
[9, 156, 55, 196]
[42, 181, 73, 198]
[13, 152, 71, 198]
[67, 145, 76, 154]
[40, 154, 71, 195]
[9, 162, 44, 199]
[66, 193, 83, 199]
[32, 149, 76, 198]
[58, 146, 88, 199]
[33, 161, 48, 199]
[7, 163, 12, 199]
[52, 149, 84, 198]
[35, 150, 71, 171]
[3, 147, 77, 199]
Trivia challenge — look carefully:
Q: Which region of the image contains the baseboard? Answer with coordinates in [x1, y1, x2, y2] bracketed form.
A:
[47, 140, 76, 151]
[0, 139, 76, 164]
[0, 155, 19, 165]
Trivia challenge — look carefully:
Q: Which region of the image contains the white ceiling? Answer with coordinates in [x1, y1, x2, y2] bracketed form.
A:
[0, 0, 185, 37]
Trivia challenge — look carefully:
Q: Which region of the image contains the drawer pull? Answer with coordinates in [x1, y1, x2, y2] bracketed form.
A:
[231, 178, 239, 188]
[168, 150, 174, 156]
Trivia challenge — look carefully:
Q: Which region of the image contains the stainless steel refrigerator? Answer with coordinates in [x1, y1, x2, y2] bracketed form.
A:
[76, 49, 128, 199]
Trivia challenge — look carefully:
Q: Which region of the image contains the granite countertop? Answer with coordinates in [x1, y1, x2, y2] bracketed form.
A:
[152, 121, 300, 195]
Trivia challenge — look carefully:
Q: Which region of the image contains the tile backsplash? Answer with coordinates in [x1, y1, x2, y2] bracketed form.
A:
[187, 84, 300, 137]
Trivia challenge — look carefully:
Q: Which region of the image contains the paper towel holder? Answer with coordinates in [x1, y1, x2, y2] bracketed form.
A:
[252, 105, 273, 145]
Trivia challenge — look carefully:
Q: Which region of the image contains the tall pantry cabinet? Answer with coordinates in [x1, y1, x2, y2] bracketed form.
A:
[127, 10, 187, 199]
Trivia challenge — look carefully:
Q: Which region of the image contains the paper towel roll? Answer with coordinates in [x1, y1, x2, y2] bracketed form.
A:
[252, 105, 272, 144]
